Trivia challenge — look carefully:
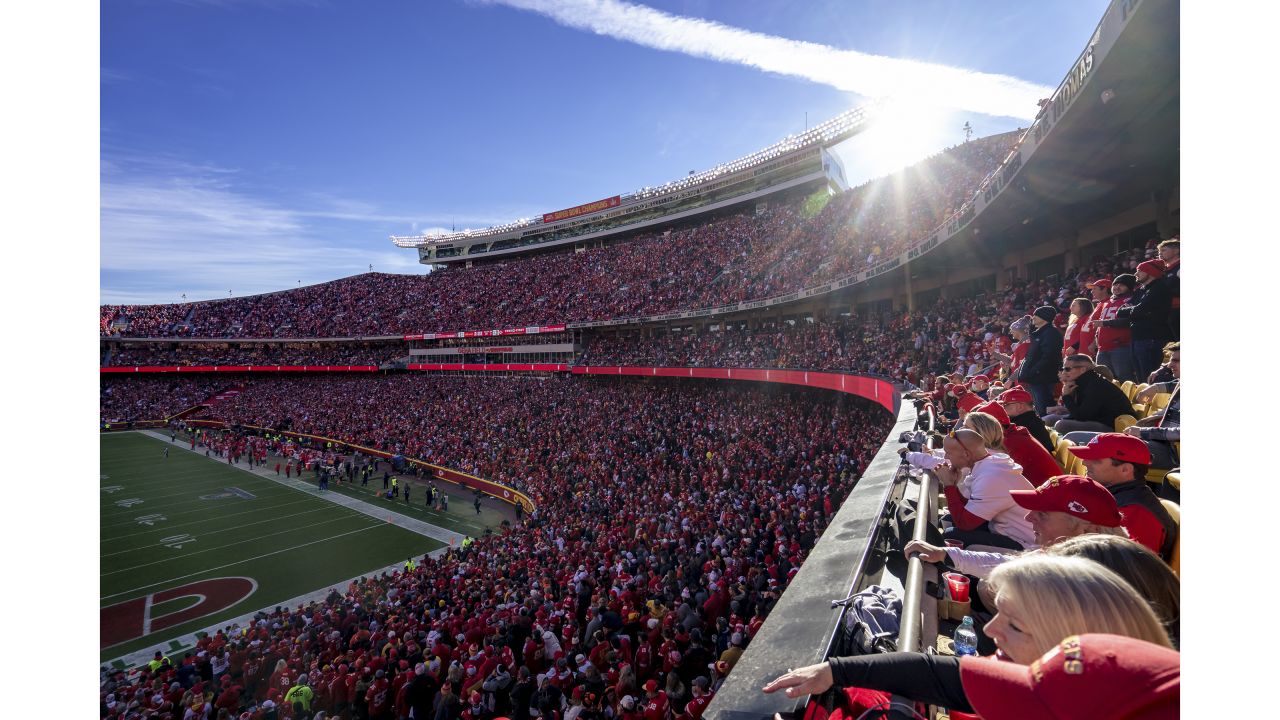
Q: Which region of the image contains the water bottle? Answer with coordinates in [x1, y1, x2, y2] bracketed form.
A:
[953, 616, 978, 656]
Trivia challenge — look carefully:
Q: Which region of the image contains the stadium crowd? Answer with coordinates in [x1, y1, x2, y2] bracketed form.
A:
[100, 134, 1018, 340]
[106, 343, 401, 368]
[582, 238, 1176, 391]
[101, 377, 891, 720]
[101, 376, 229, 424]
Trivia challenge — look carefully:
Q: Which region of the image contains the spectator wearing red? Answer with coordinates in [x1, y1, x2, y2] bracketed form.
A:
[996, 388, 1054, 454]
[967, 403, 1063, 485]
[1093, 274, 1137, 382]
[1069, 434, 1177, 563]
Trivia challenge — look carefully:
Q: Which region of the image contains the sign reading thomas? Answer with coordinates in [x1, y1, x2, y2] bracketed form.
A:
[543, 195, 621, 223]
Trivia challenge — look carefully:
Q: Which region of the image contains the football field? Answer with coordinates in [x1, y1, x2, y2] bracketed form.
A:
[100, 432, 449, 663]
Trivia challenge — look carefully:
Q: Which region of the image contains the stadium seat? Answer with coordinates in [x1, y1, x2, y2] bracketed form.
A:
[1120, 380, 1135, 400]
[1159, 498, 1180, 575]
[1144, 392, 1173, 419]
[1165, 472, 1180, 493]
[1048, 428, 1059, 446]
[1113, 414, 1138, 432]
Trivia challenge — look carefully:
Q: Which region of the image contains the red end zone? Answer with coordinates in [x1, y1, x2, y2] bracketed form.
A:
[101, 577, 258, 650]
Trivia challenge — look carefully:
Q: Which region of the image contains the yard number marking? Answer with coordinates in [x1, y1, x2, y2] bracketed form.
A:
[115, 498, 144, 508]
[103, 485, 125, 493]
[160, 534, 196, 549]
[136, 514, 167, 526]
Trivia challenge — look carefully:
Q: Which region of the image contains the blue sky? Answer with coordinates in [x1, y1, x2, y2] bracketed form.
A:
[100, 0, 1110, 304]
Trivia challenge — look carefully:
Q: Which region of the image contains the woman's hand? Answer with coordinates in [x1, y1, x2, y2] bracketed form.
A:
[761, 662, 834, 698]
[903, 540, 947, 563]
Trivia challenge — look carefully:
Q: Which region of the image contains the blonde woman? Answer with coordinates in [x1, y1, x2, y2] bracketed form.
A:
[984, 554, 1172, 663]
[763, 554, 1177, 719]
[1044, 534, 1180, 647]
[962, 411, 1006, 452]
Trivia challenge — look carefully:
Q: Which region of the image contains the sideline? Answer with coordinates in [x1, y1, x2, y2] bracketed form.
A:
[137, 430, 467, 546]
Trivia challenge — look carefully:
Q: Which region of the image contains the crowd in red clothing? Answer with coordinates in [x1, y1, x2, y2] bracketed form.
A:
[106, 343, 402, 368]
[100, 376, 229, 423]
[582, 243, 1162, 387]
[102, 377, 891, 720]
[100, 134, 1018, 340]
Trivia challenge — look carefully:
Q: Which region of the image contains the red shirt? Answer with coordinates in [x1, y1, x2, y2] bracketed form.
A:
[1093, 296, 1132, 352]
[1118, 505, 1167, 559]
[365, 677, 392, 716]
[642, 692, 669, 720]
[1002, 425, 1064, 485]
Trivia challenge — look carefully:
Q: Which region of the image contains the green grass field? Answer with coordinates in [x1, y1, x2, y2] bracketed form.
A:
[100, 432, 452, 663]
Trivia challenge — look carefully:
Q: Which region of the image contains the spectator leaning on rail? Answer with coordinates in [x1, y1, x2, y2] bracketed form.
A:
[763, 551, 1179, 718]
[995, 387, 1055, 454]
[926, 428, 1037, 551]
[1050, 354, 1134, 435]
[904, 474, 1126, 589]
[1068, 433, 1178, 563]
[1016, 306, 1064, 416]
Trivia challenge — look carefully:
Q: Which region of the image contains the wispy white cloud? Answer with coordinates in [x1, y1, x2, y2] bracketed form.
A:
[481, 0, 1053, 119]
[99, 154, 503, 304]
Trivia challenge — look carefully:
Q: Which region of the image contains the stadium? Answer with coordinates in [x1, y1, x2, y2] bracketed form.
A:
[97, 1, 1182, 719]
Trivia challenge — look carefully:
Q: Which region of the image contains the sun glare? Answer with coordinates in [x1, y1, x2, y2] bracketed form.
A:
[860, 99, 957, 175]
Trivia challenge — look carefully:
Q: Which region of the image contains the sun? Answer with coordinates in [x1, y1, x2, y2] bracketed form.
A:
[855, 98, 959, 177]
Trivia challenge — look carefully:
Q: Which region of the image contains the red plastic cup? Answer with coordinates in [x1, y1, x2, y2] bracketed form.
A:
[945, 539, 965, 549]
[943, 572, 971, 603]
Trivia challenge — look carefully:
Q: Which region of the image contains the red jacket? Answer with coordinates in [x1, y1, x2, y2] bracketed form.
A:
[1003, 425, 1065, 485]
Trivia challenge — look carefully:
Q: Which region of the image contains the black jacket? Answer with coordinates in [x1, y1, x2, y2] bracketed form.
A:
[1063, 369, 1134, 427]
[1018, 322, 1063, 385]
[1010, 409, 1055, 453]
[1123, 278, 1175, 343]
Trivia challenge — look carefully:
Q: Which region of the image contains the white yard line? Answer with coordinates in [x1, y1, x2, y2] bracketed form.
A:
[100, 506, 356, 556]
[136, 430, 469, 547]
[100, 514, 381, 577]
[100, 523, 384, 602]
[100, 497, 318, 535]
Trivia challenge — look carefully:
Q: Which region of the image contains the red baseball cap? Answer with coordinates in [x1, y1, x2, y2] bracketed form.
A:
[1067, 433, 1152, 465]
[997, 388, 1033, 405]
[959, 634, 1179, 720]
[643, 679, 659, 692]
[1135, 260, 1166, 279]
[968, 374, 991, 385]
[972, 401, 1011, 426]
[1085, 277, 1113, 289]
[1009, 475, 1123, 527]
[957, 394, 983, 413]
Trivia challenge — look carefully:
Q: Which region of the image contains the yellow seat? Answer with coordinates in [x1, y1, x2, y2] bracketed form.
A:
[1165, 472, 1180, 492]
[1144, 393, 1173, 419]
[1054, 439, 1072, 467]
[1159, 498, 1180, 575]
[1114, 414, 1139, 432]
[1048, 428, 1060, 446]
[1120, 380, 1135, 400]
